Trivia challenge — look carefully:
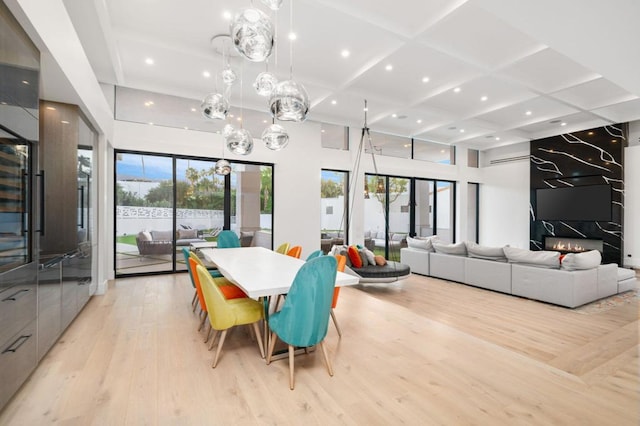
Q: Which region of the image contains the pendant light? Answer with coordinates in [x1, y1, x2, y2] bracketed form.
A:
[201, 35, 233, 120]
[269, 1, 309, 122]
[225, 61, 253, 155]
[262, 121, 289, 150]
[230, 8, 274, 62]
[260, 0, 283, 11]
[215, 130, 231, 175]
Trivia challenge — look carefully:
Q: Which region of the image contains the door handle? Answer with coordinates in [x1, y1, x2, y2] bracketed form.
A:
[2, 288, 30, 302]
[2, 334, 32, 354]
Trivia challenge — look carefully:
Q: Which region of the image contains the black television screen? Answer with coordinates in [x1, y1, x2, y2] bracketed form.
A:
[536, 184, 611, 221]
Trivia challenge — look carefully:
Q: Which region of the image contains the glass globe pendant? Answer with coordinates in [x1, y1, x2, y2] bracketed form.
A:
[222, 123, 235, 137]
[269, 79, 309, 122]
[226, 128, 254, 155]
[214, 159, 231, 175]
[262, 124, 289, 151]
[201, 93, 229, 120]
[230, 8, 274, 62]
[259, 0, 283, 11]
[253, 71, 278, 97]
[221, 68, 237, 86]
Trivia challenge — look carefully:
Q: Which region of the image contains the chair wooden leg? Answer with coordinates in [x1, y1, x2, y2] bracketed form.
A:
[208, 329, 219, 350]
[252, 322, 265, 359]
[330, 309, 342, 338]
[212, 330, 228, 368]
[319, 341, 334, 377]
[267, 332, 277, 364]
[288, 345, 295, 390]
[198, 312, 208, 332]
[204, 324, 212, 343]
[191, 291, 198, 311]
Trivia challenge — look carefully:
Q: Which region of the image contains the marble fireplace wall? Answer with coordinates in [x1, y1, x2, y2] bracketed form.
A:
[530, 123, 627, 265]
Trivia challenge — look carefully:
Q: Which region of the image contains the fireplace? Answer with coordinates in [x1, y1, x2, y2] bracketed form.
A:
[543, 236, 603, 254]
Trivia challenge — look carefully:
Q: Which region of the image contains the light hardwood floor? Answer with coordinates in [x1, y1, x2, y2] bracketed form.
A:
[1, 272, 638, 425]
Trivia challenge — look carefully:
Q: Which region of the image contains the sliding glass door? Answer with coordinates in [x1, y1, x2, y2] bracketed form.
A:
[320, 169, 348, 253]
[115, 150, 273, 276]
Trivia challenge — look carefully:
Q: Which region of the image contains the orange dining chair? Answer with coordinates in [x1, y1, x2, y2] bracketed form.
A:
[330, 254, 347, 337]
[275, 242, 290, 254]
[286, 245, 302, 259]
[196, 264, 265, 368]
[189, 252, 247, 299]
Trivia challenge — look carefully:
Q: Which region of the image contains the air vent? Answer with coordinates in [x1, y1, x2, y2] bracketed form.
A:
[489, 155, 530, 165]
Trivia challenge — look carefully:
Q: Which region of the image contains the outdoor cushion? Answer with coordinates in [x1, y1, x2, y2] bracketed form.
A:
[151, 230, 173, 241]
[177, 229, 198, 239]
[137, 231, 152, 241]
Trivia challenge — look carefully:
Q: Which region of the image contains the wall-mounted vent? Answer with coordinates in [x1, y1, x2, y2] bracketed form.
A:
[489, 155, 530, 165]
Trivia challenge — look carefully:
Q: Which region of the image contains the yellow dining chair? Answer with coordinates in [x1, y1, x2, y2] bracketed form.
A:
[275, 242, 290, 254]
[196, 264, 265, 368]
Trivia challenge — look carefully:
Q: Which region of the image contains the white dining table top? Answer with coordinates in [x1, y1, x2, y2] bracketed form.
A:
[200, 246, 360, 298]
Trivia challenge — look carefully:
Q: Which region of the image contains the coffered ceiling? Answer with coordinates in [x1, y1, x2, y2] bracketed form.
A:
[57, 0, 640, 150]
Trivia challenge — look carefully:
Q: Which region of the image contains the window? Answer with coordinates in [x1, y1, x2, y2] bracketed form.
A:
[321, 123, 349, 150]
[320, 169, 348, 253]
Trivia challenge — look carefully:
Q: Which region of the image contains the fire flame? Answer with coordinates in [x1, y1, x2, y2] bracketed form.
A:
[552, 242, 586, 252]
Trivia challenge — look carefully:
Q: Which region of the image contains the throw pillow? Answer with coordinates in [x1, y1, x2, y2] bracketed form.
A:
[177, 229, 198, 239]
[347, 246, 363, 268]
[363, 248, 376, 265]
[432, 241, 467, 256]
[374, 255, 387, 266]
[151, 230, 173, 241]
[503, 246, 560, 268]
[561, 250, 601, 270]
[338, 248, 352, 267]
[465, 241, 507, 261]
[358, 249, 369, 267]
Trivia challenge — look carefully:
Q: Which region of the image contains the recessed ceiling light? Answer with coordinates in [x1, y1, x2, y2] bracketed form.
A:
[459, 129, 465, 133]
[403, 143, 411, 148]
[149, 122, 154, 126]
[21, 80, 29, 85]
[237, 117, 242, 121]
[453, 87, 461, 93]
[495, 137, 500, 141]
[391, 113, 398, 118]
[191, 107, 196, 112]
[440, 149, 445, 153]
[60, 120, 69, 124]
[422, 76, 430, 83]
[525, 110, 532, 116]
[560, 122, 567, 126]
[288, 32, 297, 41]
[222, 11, 232, 20]
[144, 101, 154, 107]
[263, 120, 268, 124]
[416, 119, 422, 124]
[145, 58, 154, 65]
[203, 71, 211, 78]
[331, 100, 337, 105]
[321, 129, 326, 133]
[46, 106, 56, 110]
[184, 127, 189, 130]
[385, 64, 393, 71]
[341, 49, 350, 58]
[229, 114, 234, 118]
[480, 96, 488, 102]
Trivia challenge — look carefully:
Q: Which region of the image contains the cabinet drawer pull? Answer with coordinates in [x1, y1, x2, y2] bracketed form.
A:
[2, 288, 30, 302]
[2, 334, 32, 354]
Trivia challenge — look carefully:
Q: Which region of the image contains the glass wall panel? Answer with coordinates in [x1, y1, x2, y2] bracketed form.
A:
[467, 183, 479, 243]
[414, 180, 435, 237]
[320, 123, 349, 150]
[365, 132, 411, 159]
[230, 163, 273, 249]
[413, 139, 455, 164]
[387, 177, 410, 262]
[364, 174, 387, 257]
[115, 153, 174, 275]
[320, 170, 348, 253]
[436, 181, 455, 243]
[175, 158, 224, 271]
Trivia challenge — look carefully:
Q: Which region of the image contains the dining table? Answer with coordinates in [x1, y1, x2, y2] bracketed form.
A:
[200, 246, 360, 299]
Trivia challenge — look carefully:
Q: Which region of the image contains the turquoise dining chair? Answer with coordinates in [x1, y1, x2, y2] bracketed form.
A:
[217, 230, 241, 248]
[266, 255, 338, 389]
[305, 250, 323, 261]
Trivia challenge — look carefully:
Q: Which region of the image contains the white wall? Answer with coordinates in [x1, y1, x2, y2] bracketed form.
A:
[478, 143, 531, 248]
[624, 145, 640, 268]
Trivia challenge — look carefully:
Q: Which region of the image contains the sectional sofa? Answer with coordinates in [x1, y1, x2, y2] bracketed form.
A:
[400, 237, 637, 308]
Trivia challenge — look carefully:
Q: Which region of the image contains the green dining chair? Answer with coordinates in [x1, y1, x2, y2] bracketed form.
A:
[218, 230, 241, 248]
[266, 255, 338, 389]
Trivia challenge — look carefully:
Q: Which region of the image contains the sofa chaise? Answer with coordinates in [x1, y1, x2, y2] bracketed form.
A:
[400, 237, 637, 308]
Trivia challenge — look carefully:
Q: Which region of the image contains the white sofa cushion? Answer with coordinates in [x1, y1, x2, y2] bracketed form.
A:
[465, 241, 507, 261]
[433, 241, 467, 256]
[504, 246, 560, 269]
[406, 236, 438, 252]
[561, 250, 601, 270]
